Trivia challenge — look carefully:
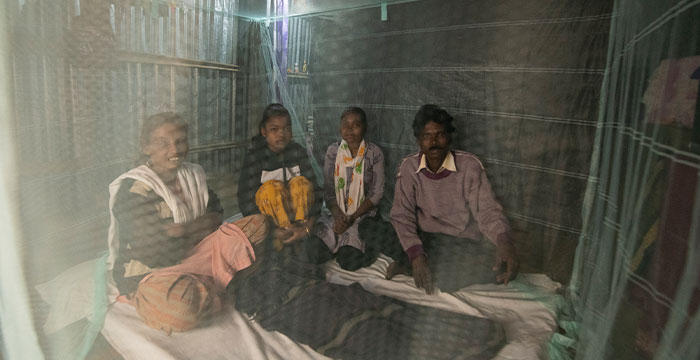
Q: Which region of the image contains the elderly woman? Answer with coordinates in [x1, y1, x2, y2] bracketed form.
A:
[107, 112, 268, 333]
[311, 107, 405, 271]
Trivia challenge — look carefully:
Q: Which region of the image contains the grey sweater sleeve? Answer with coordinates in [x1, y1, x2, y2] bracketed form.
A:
[389, 157, 422, 251]
[366, 144, 385, 206]
[466, 164, 511, 244]
[323, 143, 339, 207]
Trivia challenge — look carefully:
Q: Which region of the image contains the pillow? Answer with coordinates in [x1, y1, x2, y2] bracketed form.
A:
[34, 259, 99, 334]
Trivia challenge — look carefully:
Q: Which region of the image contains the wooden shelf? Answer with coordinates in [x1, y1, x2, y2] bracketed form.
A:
[117, 51, 240, 72]
[287, 72, 311, 79]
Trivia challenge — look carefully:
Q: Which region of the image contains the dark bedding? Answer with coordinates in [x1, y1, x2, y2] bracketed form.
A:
[230, 247, 506, 360]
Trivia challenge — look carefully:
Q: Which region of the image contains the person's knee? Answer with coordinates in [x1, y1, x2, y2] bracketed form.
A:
[336, 246, 366, 271]
[234, 214, 271, 245]
[255, 180, 292, 226]
[288, 176, 314, 205]
[288, 176, 314, 221]
[288, 175, 311, 189]
[256, 180, 285, 199]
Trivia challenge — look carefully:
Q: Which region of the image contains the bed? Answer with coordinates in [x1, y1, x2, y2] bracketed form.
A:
[36, 206, 562, 360]
[89, 255, 562, 360]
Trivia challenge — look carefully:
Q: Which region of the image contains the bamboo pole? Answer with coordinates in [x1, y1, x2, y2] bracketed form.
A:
[193, 67, 199, 145]
[117, 51, 239, 72]
[189, 140, 249, 153]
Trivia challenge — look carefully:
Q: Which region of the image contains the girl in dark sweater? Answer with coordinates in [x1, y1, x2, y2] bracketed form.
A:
[237, 104, 322, 251]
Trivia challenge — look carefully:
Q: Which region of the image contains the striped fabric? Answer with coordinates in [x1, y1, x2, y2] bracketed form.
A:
[231, 213, 270, 246]
[130, 215, 271, 333]
[133, 273, 214, 334]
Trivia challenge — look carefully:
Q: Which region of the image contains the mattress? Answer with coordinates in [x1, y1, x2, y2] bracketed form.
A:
[100, 255, 562, 360]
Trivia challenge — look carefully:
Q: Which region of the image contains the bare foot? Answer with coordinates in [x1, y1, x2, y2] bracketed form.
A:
[385, 262, 411, 280]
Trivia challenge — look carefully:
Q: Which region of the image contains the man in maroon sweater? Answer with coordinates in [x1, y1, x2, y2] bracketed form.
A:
[389, 104, 518, 294]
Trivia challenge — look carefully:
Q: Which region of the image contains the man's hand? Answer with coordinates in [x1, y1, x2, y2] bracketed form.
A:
[411, 254, 434, 295]
[493, 237, 519, 285]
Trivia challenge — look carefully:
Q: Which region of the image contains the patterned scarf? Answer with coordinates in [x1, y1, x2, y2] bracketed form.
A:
[334, 140, 366, 215]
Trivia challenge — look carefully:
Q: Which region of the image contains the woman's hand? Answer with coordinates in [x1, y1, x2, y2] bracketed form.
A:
[333, 219, 351, 234]
[331, 207, 350, 234]
[333, 199, 374, 235]
[335, 212, 360, 234]
[281, 222, 311, 245]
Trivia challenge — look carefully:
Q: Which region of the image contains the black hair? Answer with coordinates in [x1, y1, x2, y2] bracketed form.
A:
[340, 106, 368, 135]
[139, 112, 188, 164]
[259, 103, 291, 133]
[412, 104, 456, 138]
[252, 103, 291, 146]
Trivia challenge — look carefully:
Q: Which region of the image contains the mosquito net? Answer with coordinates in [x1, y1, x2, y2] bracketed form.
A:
[0, 0, 698, 359]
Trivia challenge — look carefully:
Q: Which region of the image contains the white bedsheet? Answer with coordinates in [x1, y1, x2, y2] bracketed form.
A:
[101, 255, 562, 360]
[103, 302, 327, 360]
[324, 255, 562, 360]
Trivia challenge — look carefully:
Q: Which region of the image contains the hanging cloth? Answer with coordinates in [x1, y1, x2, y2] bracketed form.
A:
[334, 140, 366, 215]
[643, 56, 700, 128]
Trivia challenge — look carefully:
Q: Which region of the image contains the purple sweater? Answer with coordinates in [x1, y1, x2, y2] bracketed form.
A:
[390, 150, 511, 260]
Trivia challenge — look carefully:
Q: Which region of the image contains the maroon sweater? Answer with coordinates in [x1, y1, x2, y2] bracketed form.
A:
[390, 150, 511, 260]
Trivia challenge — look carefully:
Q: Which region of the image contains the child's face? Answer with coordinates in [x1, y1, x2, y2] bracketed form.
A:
[261, 115, 292, 153]
[340, 113, 365, 146]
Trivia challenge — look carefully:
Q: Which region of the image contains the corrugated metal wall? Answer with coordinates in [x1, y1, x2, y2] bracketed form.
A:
[306, 0, 612, 282]
[6, 0, 244, 285]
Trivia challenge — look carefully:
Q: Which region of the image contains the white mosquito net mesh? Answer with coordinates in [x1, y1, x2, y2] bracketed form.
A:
[1, 0, 698, 359]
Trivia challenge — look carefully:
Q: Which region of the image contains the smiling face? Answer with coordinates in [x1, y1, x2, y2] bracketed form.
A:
[340, 112, 365, 147]
[143, 122, 189, 175]
[418, 120, 451, 168]
[261, 115, 292, 153]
